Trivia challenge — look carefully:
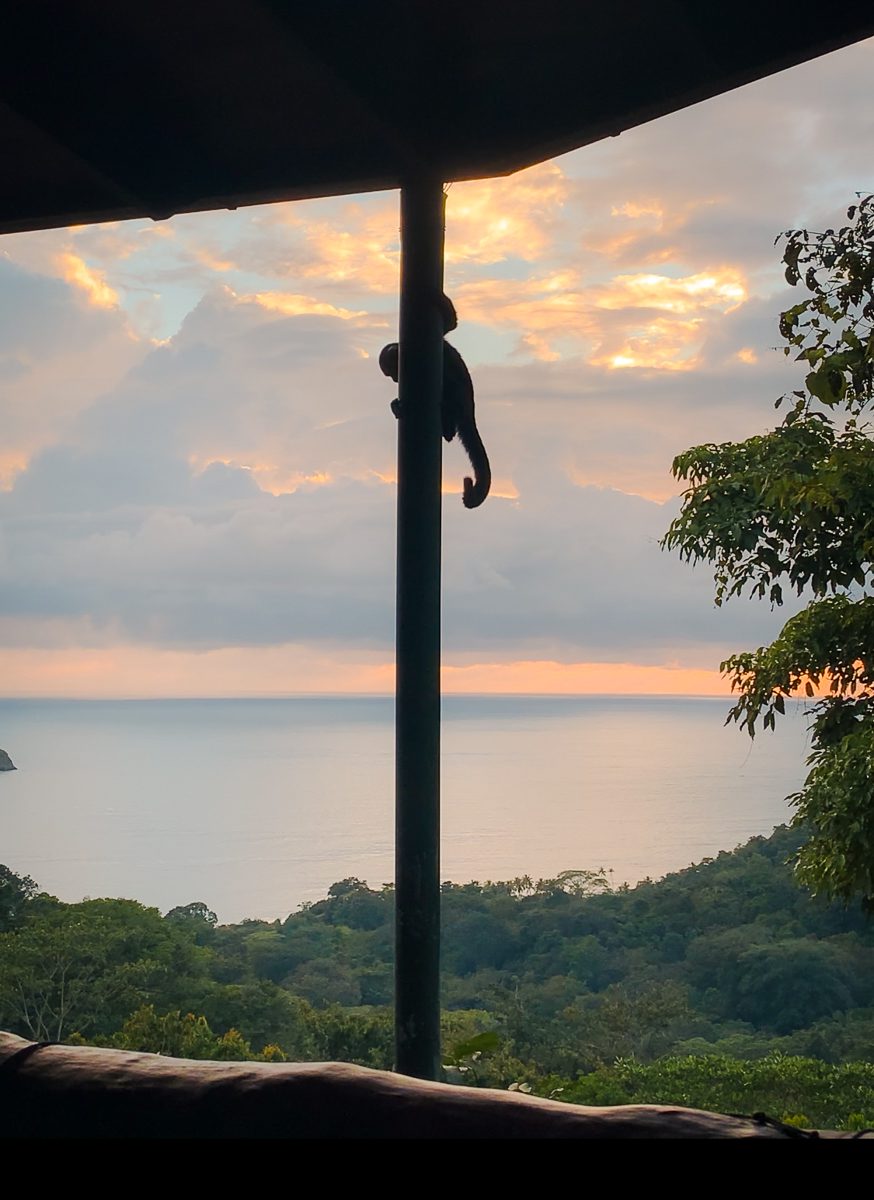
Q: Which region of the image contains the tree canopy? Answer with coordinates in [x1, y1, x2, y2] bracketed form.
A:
[3, 828, 874, 1129]
[663, 195, 874, 906]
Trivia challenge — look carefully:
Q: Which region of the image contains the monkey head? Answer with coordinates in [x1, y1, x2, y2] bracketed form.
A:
[378, 343, 399, 383]
[438, 292, 458, 334]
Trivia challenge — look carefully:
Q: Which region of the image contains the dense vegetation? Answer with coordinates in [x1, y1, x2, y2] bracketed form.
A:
[664, 195, 874, 905]
[2, 825, 874, 1128]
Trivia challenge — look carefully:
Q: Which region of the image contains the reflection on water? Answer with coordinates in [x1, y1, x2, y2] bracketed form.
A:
[0, 696, 811, 922]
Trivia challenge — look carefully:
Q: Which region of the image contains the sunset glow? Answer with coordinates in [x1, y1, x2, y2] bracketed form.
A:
[2, 39, 872, 699]
[0, 645, 730, 699]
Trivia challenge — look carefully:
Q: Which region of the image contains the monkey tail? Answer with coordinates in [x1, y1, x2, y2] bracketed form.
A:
[459, 424, 491, 509]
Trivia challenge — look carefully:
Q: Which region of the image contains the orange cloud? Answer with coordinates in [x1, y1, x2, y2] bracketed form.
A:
[277, 203, 401, 293]
[454, 272, 592, 342]
[192, 246, 236, 272]
[73, 222, 174, 262]
[0, 453, 27, 490]
[441, 660, 730, 696]
[588, 316, 709, 371]
[442, 477, 519, 501]
[446, 162, 568, 265]
[0, 644, 389, 698]
[610, 200, 665, 220]
[190, 455, 334, 496]
[0, 646, 730, 698]
[256, 469, 333, 496]
[515, 333, 561, 362]
[585, 195, 720, 265]
[240, 290, 367, 320]
[263, 161, 568, 296]
[190, 459, 520, 502]
[56, 252, 119, 309]
[589, 268, 748, 368]
[594, 270, 746, 314]
[456, 264, 746, 367]
[566, 472, 674, 505]
[255, 176, 743, 370]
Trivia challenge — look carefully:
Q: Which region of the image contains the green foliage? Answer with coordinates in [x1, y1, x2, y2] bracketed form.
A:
[307, 1005, 393, 1069]
[663, 195, 874, 905]
[108, 1004, 286, 1061]
[0, 865, 37, 933]
[557, 1054, 874, 1132]
[194, 979, 317, 1059]
[0, 895, 207, 1042]
[164, 902, 218, 946]
[287, 958, 362, 1007]
[3, 826, 874, 1127]
[443, 1030, 502, 1085]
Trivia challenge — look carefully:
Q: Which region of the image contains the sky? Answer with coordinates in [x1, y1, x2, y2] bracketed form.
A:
[1, 39, 873, 698]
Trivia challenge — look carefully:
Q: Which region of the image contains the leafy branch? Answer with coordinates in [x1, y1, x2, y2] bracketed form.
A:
[663, 196, 874, 905]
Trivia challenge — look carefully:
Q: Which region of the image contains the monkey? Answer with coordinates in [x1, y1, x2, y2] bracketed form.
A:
[379, 293, 491, 509]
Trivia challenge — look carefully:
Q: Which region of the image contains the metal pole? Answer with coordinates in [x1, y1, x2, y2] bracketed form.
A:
[394, 177, 445, 1080]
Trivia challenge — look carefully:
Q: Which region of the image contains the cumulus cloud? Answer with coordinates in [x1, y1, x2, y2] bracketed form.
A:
[1, 37, 873, 693]
[0, 257, 144, 473]
[0, 279, 794, 673]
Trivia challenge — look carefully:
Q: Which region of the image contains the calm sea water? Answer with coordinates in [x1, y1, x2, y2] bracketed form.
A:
[0, 696, 811, 923]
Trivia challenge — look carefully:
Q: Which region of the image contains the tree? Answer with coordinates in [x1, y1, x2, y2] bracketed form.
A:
[0, 865, 37, 932]
[559, 1054, 874, 1131]
[195, 979, 317, 1058]
[108, 1004, 287, 1062]
[112, 1005, 225, 1058]
[317, 878, 393, 931]
[663, 195, 874, 906]
[287, 959, 362, 1007]
[0, 897, 206, 1041]
[164, 902, 218, 947]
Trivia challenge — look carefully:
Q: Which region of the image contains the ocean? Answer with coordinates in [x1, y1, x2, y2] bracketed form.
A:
[0, 695, 812, 923]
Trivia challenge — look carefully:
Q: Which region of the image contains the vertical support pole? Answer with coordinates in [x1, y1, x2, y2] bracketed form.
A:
[394, 177, 445, 1080]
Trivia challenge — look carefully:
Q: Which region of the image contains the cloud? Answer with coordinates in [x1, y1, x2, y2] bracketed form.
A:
[454, 265, 749, 365]
[221, 161, 569, 301]
[1, 37, 874, 694]
[253, 201, 402, 294]
[0, 281, 796, 674]
[445, 163, 570, 266]
[55, 252, 120, 309]
[0, 644, 729, 699]
[0, 257, 144, 466]
[240, 291, 368, 321]
[594, 271, 746, 315]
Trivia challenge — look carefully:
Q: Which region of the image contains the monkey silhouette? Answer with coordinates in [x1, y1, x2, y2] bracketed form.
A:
[379, 294, 491, 508]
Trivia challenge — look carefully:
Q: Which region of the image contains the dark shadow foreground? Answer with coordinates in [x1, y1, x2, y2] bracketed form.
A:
[1, 1032, 866, 1139]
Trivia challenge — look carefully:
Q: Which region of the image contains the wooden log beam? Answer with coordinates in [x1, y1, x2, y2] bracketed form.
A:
[1, 1033, 864, 1138]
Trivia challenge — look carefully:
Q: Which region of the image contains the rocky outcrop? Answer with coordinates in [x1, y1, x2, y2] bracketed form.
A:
[0, 1032, 865, 1139]
[0, 749, 15, 771]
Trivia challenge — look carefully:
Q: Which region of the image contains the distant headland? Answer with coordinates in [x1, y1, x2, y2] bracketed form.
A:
[0, 749, 16, 771]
